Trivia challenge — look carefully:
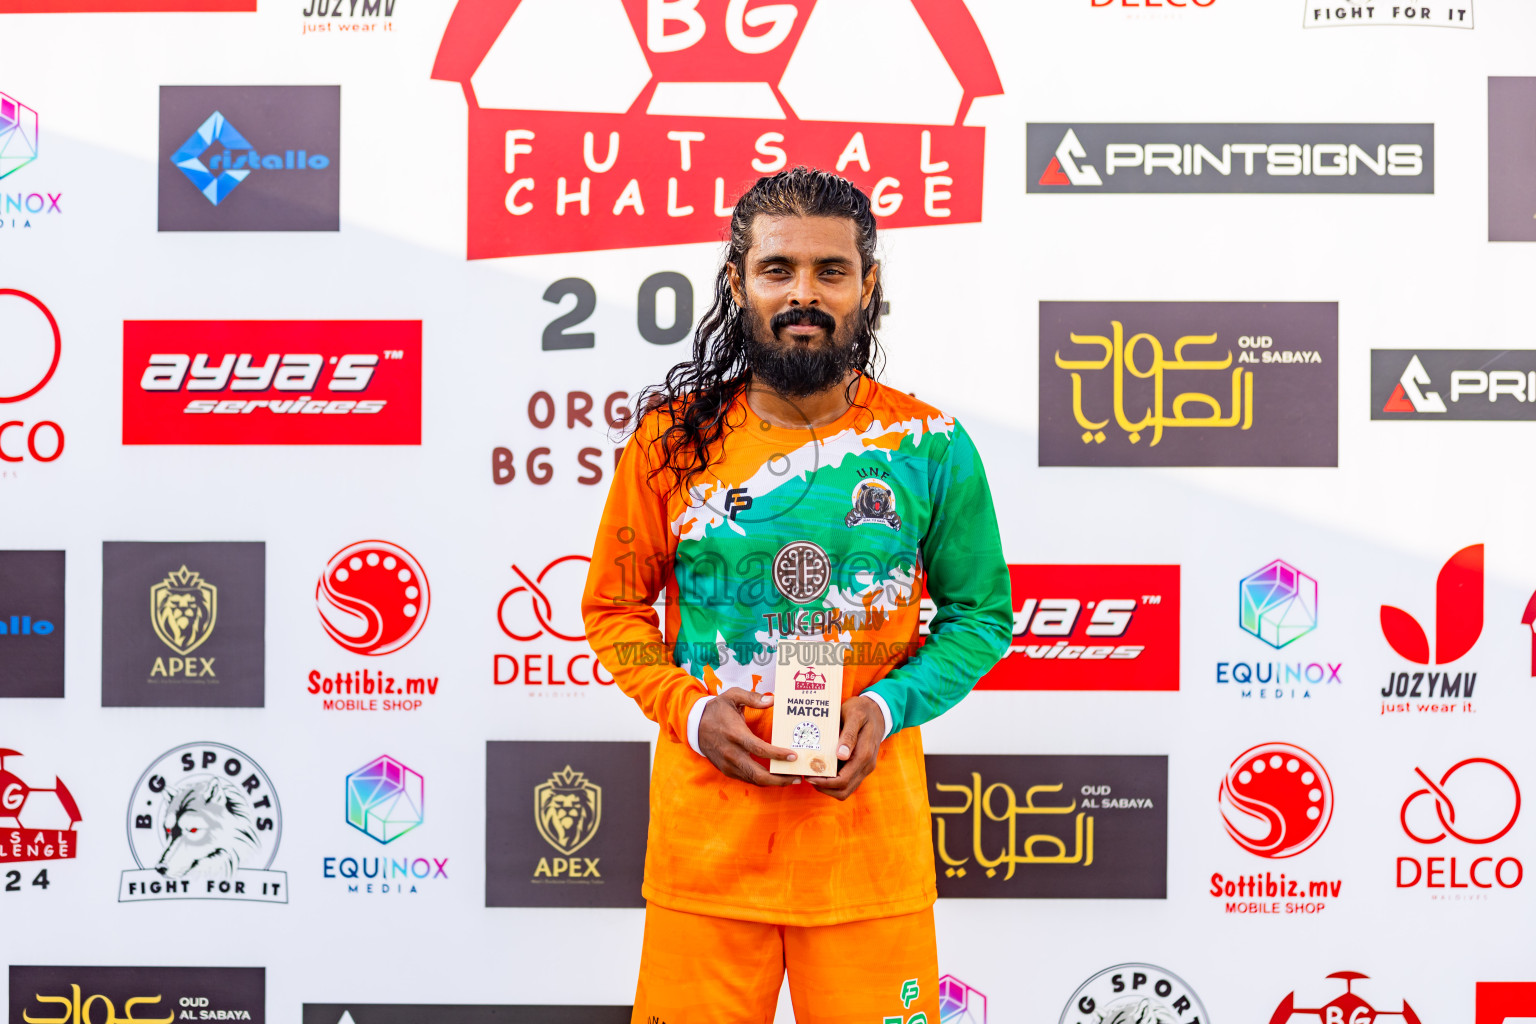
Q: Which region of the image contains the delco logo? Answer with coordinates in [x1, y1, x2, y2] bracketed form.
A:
[122, 320, 422, 445]
[923, 564, 1180, 691]
[430, 0, 1002, 258]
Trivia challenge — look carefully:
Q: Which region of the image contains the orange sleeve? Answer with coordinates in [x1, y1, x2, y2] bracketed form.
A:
[582, 414, 708, 745]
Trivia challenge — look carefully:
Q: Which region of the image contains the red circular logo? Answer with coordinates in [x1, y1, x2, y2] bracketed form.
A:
[316, 540, 430, 656]
[1219, 742, 1334, 859]
[0, 290, 62, 404]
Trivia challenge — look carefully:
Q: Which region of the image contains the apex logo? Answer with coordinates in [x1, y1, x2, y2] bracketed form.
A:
[1380, 544, 1482, 665]
[1382, 355, 1446, 413]
[1037, 129, 1101, 187]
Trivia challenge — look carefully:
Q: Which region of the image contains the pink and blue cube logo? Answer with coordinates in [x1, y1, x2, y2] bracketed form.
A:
[346, 755, 424, 844]
[0, 91, 40, 180]
[940, 975, 986, 1024]
[1240, 559, 1319, 649]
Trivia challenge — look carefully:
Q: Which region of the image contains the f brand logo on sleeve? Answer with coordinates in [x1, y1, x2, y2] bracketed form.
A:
[1380, 544, 1483, 665]
[122, 320, 422, 445]
[430, 0, 1003, 258]
[924, 564, 1180, 691]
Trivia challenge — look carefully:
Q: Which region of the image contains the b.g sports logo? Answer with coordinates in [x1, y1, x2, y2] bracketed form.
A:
[430, 0, 1002, 258]
[122, 320, 422, 445]
[935, 564, 1180, 691]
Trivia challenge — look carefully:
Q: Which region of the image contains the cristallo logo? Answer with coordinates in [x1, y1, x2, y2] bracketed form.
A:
[430, 0, 1002, 258]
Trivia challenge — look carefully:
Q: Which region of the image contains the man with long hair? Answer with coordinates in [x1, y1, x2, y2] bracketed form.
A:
[583, 168, 1011, 1023]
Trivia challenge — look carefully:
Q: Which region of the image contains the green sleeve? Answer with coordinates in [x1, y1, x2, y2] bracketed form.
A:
[866, 419, 1013, 733]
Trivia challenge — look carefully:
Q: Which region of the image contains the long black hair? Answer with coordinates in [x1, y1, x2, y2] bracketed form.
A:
[632, 167, 885, 495]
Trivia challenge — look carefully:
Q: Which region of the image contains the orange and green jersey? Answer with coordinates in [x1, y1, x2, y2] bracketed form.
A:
[582, 373, 1011, 926]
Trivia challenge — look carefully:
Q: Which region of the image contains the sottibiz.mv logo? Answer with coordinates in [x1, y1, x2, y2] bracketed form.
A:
[430, 0, 1001, 258]
[123, 320, 421, 445]
[934, 564, 1179, 691]
[1380, 544, 1481, 711]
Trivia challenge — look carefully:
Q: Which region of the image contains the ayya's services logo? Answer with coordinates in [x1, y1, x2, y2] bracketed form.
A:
[430, 0, 1002, 258]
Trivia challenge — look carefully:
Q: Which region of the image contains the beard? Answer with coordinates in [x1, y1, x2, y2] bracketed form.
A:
[742, 303, 861, 399]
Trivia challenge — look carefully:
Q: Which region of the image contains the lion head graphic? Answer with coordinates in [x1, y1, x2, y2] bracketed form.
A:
[155, 774, 260, 879]
[534, 766, 601, 856]
[150, 565, 217, 655]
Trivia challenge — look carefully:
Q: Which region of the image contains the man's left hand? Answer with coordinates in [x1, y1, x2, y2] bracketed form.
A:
[807, 694, 884, 801]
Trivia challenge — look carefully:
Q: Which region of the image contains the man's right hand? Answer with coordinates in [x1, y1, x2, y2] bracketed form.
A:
[697, 688, 799, 787]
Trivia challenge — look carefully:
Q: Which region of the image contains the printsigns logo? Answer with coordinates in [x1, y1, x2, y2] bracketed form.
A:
[1372, 350, 1536, 419]
[485, 741, 647, 908]
[1038, 302, 1339, 467]
[0, 290, 65, 467]
[1270, 973, 1422, 1024]
[120, 741, 286, 903]
[952, 564, 1179, 691]
[1491, 79, 1536, 241]
[122, 320, 422, 445]
[1220, 742, 1333, 859]
[940, 975, 987, 1024]
[150, 565, 217, 656]
[9, 967, 265, 1024]
[0, 550, 65, 698]
[317, 541, 430, 656]
[1059, 965, 1208, 1024]
[347, 755, 424, 843]
[1304, 2, 1471, 27]
[158, 85, 340, 231]
[1241, 560, 1317, 648]
[1397, 758, 1522, 892]
[430, 0, 1002, 258]
[533, 765, 601, 857]
[928, 754, 1166, 898]
[0, 91, 38, 179]
[1028, 124, 1433, 193]
[0, 749, 80, 867]
[102, 542, 265, 708]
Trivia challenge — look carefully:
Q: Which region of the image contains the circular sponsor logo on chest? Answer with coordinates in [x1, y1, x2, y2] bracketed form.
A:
[772, 540, 831, 605]
[1060, 963, 1208, 1024]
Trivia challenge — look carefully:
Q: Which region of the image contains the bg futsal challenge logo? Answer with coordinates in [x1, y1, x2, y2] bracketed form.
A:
[430, 0, 1002, 258]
